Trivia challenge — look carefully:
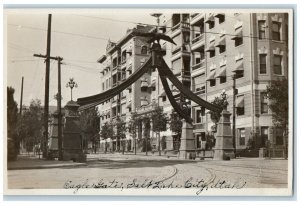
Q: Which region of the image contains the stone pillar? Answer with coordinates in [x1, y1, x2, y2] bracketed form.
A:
[48, 111, 59, 159]
[213, 109, 235, 160]
[63, 101, 86, 162]
[179, 119, 196, 159]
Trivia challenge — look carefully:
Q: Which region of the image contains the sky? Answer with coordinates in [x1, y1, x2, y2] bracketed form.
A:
[5, 9, 156, 107]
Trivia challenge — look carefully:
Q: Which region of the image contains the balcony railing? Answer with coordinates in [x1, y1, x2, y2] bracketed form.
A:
[194, 88, 206, 95]
[171, 21, 190, 32]
[191, 34, 204, 44]
[192, 60, 205, 70]
[191, 13, 199, 18]
[112, 65, 120, 71]
[194, 123, 205, 130]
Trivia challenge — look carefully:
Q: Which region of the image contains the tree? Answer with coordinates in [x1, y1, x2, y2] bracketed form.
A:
[21, 99, 43, 153]
[169, 110, 182, 151]
[128, 112, 139, 155]
[115, 116, 127, 154]
[151, 106, 168, 156]
[266, 78, 288, 159]
[7, 87, 19, 160]
[210, 92, 228, 131]
[100, 122, 113, 153]
[80, 107, 100, 154]
[140, 115, 151, 155]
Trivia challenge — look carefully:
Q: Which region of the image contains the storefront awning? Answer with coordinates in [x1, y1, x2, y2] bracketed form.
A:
[127, 65, 132, 72]
[126, 103, 131, 109]
[205, 44, 215, 52]
[231, 28, 243, 40]
[232, 61, 244, 72]
[236, 96, 245, 108]
[214, 13, 225, 18]
[215, 66, 226, 78]
[149, 81, 156, 88]
[141, 81, 149, 88]
[160, 91, 166, 97]
[215, 37, 226, 47]
[205, 15, 215, 23]
[206, 70, 216, 81]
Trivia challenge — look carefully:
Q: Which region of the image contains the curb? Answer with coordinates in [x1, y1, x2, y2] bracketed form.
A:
[7, 163, 87, 170]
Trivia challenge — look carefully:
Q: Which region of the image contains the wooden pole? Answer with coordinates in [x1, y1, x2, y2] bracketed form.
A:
[57, 57, 63, 160]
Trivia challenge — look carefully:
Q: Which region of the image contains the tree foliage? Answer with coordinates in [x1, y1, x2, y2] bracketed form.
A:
[266, 79, 288, 128]
[115, 116, 127, 139]
[21, 99, 43, 151]
[210, 92, 228, 125]
[169, 109, 182, 137]
[151, 106, 168, 133]
[80, 107, 100, 152]
[7, 87, 19, 159]
[100, 122, 113, 140]
[128, 112, 139, 138]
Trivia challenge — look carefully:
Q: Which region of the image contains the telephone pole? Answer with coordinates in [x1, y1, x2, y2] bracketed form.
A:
[33, 14, 52, 159]
[57, 57, 63, 161]
[232, 74, 237, 157]
[19, 77, 24, 116]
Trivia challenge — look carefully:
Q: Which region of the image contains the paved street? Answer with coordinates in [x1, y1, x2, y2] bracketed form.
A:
[7, 153, 288, 192]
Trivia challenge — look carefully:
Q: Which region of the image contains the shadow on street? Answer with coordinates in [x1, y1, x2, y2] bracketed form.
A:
[62, 159, 197, 170]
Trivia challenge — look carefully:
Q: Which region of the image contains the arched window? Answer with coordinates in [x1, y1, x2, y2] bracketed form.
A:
[141, 45, 148, 55]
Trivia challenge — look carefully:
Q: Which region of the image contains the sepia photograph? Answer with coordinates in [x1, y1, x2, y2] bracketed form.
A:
[3, 8, 294, 196]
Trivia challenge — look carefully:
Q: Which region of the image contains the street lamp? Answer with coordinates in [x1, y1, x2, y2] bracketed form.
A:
[66, 78, 78, 101]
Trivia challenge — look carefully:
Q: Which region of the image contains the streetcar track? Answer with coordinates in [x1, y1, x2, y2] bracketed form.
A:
[199, 161, 287, 172]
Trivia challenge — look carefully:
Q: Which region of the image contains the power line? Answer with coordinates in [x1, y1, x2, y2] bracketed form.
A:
[8, 23, 111, 41]
[71, 14, 287, 43]
[9, 59, 42, 63]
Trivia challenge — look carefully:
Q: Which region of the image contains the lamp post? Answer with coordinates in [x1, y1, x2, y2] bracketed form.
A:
[66, 78, 78, 101]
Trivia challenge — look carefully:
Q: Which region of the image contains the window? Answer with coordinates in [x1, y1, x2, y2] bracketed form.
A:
[235, 37, 243, 47]
[273, 55, 282, 75]
[193, 74, 205, 93]
[259, 54, 267, 74]
[258, 20, 266, 40]
[162, 96, 167, 102]
[272, 22, 281, 41]
[102, 82, 105, 91]
[220, 76, 226, 84]
[261, 127, 268, 147]
[239, 128, 246, 146]
[209, 21, 215, 29]
[141, 46, 148, 55]
[218, 15, 225, 24]
[236, 95, 245, 116]
[196, 109, 202, 123]
[261, 92, 268, 114]
[209, 50, 215, 58]
[219, 45, 226, 53]
[210, 79, 216, 87]
[275, 128, 284, 145]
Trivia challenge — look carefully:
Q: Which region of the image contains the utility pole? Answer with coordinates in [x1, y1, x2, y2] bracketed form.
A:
[57, 57, 63, 161]
[19, 76, 24, 153]
[232, 74, 237, 158]
[150, 13, 162, 156]
[19, 77, 24, 116]
[33, 14, 52, 159]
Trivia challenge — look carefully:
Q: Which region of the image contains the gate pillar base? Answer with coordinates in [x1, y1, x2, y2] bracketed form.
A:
[179, 119, 196, 159]
[213, 109, 234, 160]
[63, 101, 86, 162]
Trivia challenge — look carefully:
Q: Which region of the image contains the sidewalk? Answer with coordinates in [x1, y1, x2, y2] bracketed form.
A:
[7, 154, 87, 170]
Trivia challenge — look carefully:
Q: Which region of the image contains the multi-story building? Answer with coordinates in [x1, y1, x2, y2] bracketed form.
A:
[97, 25, 156, 152]
[188, 13, 288, 156]
[97, 13, 289, 157]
